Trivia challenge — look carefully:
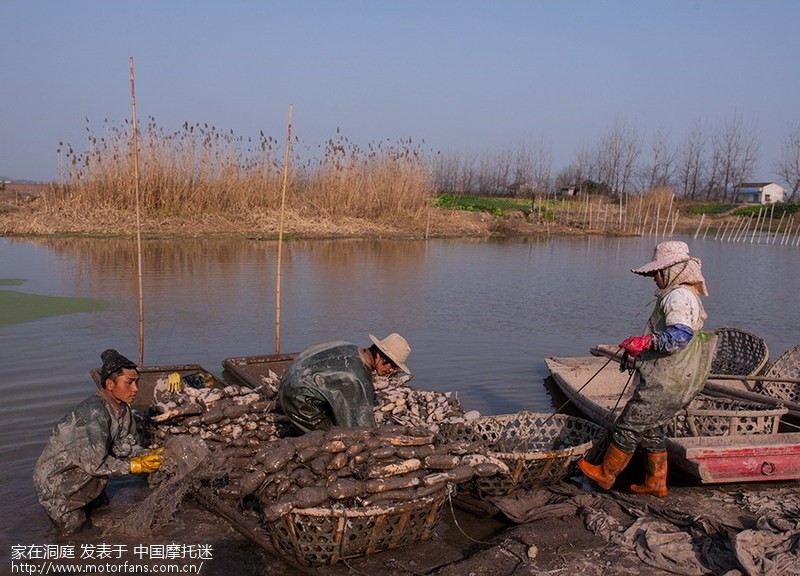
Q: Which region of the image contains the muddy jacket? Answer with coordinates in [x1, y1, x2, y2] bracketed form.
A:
[33, 393, 143, 533]
[278, 341, 377, 433]
[613, 286, 718, 452]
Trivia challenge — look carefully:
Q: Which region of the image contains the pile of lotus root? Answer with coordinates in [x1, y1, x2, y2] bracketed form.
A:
[144, 372, 505, 520]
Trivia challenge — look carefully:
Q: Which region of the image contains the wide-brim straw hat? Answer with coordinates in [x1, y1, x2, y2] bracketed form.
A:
[369, 333, 411, 374]
[631, 241, 692, 275]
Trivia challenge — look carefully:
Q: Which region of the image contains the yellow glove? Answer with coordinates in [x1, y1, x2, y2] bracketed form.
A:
[168, 372, 183, 393]
[130, 447, 164, 474]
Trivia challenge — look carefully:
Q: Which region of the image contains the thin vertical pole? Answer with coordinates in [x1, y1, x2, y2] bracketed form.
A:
[275, 104, 293, 354]
[693, 213, 705, 239]
[129, 57, 145, 366]
[751, 207, 763, 244]
[772, 213, 785, 245]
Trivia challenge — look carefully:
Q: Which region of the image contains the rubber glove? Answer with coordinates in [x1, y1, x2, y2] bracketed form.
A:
[167, 372, 183, 393]
[619, 335, 653, 358]
[130, 447, 164, 474]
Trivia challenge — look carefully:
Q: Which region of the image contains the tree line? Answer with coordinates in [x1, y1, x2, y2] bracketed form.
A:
[430, 115, 800, 203]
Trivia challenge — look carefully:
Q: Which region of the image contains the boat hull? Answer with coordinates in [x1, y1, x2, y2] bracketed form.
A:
[545, 355, 800, 484]
[222, 353, 297, 388]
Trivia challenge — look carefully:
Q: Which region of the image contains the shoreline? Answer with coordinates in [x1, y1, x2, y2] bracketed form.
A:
[1, 183, 705, 241]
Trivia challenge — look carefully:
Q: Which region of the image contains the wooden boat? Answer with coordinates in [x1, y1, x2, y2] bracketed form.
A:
[91, 364, 222, 412]
[545, 355, 800, 484]
[222, 353, 297, 388]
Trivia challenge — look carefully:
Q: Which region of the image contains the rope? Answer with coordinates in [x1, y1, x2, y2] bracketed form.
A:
[445, 489, 493, 545]
[610, 369, 637, 421]
[541, 356, 615, 428]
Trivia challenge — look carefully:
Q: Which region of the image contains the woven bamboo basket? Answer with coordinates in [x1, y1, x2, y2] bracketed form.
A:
[710, 327, 770, 376]
[666, 393, 787, 437]
[265, 488, 448, 566]
[439, 411, 606, 498]
[757, 344, 800, 402]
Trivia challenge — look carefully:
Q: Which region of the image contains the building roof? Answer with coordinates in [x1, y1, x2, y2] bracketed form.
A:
[735, 182, 781, 188]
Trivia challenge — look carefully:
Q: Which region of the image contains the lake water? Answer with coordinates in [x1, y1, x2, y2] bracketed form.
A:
[1, 233, 798, 569]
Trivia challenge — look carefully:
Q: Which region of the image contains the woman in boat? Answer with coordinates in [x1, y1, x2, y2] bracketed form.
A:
[278, 333, 411, 433]
[579, 241, 717, 497]
[33, 349, 164, 534]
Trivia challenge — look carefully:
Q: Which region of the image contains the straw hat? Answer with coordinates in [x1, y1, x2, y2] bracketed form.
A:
[369, 333, 411, 374]
[631, 241, 692, 275]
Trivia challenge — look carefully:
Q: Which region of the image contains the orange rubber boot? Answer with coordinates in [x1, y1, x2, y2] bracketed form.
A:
[578, 443, 633, 490]
[630, 451, 669, 497]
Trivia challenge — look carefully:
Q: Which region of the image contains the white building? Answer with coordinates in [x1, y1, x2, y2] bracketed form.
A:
[733, 182, 785, 204]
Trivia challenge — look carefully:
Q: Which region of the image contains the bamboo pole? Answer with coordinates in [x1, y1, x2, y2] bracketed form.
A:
[738, 216, 752, 243]
[640, 204, 650, 236]
[129, 57, 145, 366]
[703, 222, 711, 239]
[275, 104, 293, 354]
[772, 212, 785, 245]
[717, 220, 730, 242]
[661, 194, 674, 238]
[782, 216, 794, 245]
[733, 216, 746, 242]
[634, 195, 643, 234]
[669, 209, 679, 237]
[751, 207, 763, 243]
[693, 213, 705, 239]
[727, 216, 741, 242]
[654, 203, 661, 237]
[767, 203, 776, 243]
[725, 216, 736, 242]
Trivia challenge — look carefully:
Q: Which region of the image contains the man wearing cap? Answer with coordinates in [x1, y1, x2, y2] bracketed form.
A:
[33, 349, 164, 534]
[579, 241, 717, 497]
[278, 333, 412, 433]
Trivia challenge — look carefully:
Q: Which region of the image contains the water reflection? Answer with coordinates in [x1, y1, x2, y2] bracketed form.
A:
[1, 234, 798, 558]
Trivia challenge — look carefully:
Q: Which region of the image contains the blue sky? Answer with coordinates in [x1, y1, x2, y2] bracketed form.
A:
[2, 1, 798, 183]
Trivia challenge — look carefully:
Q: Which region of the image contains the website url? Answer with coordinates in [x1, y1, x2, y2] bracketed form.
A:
[11, 561, 204, 574]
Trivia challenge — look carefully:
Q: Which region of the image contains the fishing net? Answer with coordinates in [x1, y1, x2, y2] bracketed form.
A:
[102, 435, 228, 537]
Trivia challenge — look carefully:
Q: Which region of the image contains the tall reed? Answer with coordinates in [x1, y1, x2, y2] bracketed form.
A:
[52, 119, 431, 223]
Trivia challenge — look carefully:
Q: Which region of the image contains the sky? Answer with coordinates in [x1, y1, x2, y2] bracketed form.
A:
[2, 1, 799, 184]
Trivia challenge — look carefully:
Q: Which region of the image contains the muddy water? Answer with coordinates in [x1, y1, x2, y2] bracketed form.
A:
[1, 234, 798, 573]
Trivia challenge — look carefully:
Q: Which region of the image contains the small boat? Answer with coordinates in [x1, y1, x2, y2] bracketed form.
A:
[545, 355, 800, 484]
[91, 364, 222, 412]
[222, 353, 297, 388]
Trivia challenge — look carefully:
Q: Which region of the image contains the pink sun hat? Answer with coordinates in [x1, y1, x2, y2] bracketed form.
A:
[631, 241, 692, 275]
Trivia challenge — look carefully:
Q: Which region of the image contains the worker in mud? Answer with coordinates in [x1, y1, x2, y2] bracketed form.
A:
[278, 333, 412, 433]
[579, 241, 717, 497]
[33, 349, 164, 534]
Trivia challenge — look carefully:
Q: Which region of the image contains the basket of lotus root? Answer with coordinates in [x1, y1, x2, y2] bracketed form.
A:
[438, 411, 606, 497]
[238, 425, 497, 566]
[265, 487, 448, 566]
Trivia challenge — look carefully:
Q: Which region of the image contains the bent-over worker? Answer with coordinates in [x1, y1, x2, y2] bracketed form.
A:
[33, 349, 164, 534]
[278, 333, 411, 434]
[579, 241, 717, 497]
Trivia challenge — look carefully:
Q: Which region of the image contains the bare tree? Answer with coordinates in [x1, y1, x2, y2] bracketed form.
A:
[431, 149, 481, 194]
[712, 113, 759, 202]
[512, 139, 552, 196]
[475, 146, 515, 195]
[593, 121, 641, 194]
[637, 129, 677, 192]
[677, 125, 707, 199]
[777, 121, 800, 202]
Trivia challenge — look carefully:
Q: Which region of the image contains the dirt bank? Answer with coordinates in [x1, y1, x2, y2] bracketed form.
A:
[75, 474, 800, 576]
[1, 182, 703, 240]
